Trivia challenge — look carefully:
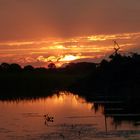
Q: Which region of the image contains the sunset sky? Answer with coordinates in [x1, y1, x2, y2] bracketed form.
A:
[0, 0, 140, 67]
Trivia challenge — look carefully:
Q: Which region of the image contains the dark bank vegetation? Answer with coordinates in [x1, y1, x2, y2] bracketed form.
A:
[1, 50, 140, 99]
[1, 49, 140, 124]
[0, 61, 96, 99]
[73, 52, 140, 97]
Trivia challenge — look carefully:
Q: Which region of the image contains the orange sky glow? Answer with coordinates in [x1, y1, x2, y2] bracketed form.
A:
[0, 0, 140, 67]
[0, 32, 140, 67]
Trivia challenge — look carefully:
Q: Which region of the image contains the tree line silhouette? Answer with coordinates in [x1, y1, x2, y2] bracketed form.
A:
[0, 50, 140, 98]
[1, 50, 140, 125]
[0, 60, 96, 99]
[72, 52, 140, 96]
[69, 51, 140, 126]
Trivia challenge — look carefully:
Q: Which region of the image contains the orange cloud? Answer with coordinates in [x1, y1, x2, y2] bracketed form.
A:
[0, 32, 140, 67]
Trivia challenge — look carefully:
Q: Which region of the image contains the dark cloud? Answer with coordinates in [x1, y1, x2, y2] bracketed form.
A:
[0, 0, 140, 41]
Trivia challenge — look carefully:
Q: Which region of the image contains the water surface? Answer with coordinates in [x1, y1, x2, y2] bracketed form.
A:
[0, 91, 140, 140]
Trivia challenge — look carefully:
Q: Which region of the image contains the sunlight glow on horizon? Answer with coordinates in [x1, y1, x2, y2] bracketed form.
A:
[0, 32, 140, 67]
[59, 54, 80, 62]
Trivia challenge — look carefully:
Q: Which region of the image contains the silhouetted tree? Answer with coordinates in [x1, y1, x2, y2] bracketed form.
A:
[24, 65, 34, 72]
[99, 59, 108, 68]
[48, 63, 56, 69]
[9, 63, 22, 72]
[0, 63, 10, 72]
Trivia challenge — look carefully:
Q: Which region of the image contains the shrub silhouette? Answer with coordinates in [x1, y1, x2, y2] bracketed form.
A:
[0, 63, 10, 72]
[9, 63, 22, 72]
[48, 63, 56, 69]
[24, 65, 34, 72]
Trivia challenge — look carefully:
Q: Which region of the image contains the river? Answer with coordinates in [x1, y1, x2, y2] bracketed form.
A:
[0, 91, 140, 140]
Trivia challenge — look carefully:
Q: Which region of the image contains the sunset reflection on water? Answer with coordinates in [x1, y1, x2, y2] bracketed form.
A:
[0, 91, 140, 140]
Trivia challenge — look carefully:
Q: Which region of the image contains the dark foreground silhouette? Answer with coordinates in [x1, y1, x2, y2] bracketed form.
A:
[0, 61, 96, 99]
[0, 51, 140, 97]
[0, 50, 140, 125]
